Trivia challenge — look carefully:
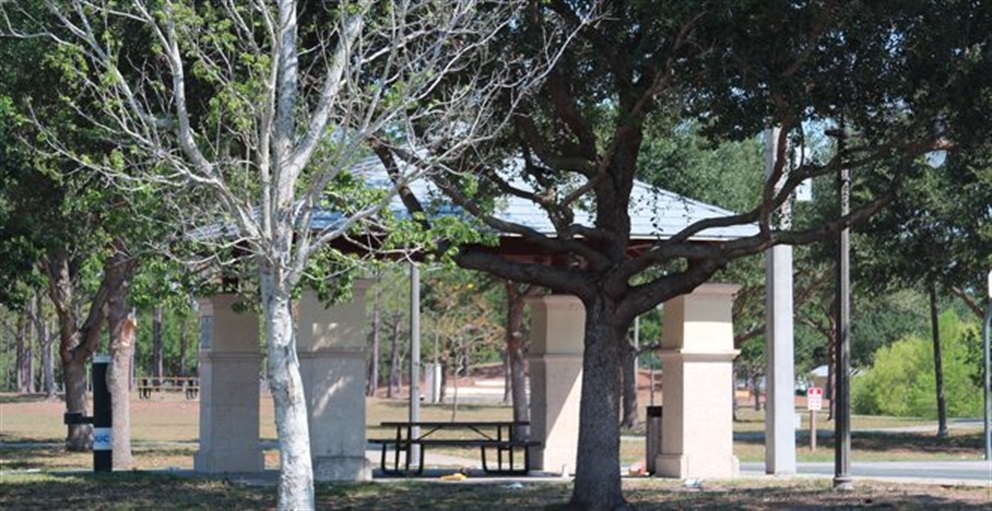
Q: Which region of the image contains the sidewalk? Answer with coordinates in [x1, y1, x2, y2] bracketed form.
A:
[739, 460, 992, 487]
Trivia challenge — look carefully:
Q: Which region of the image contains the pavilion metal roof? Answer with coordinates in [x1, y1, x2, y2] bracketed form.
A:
[193, 156, 758, 243]
[338, 156, 758, 242]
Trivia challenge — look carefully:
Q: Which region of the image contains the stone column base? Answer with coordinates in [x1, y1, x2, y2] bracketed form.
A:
[655, 453, 739, 479]
[314, 455, 373, 482]
[527, 353, 582, 472]
[196, 351, 262, 475]
[194, 449, 264, 474]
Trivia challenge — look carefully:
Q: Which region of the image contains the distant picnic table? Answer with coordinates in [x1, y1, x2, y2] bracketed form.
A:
[371, 420, 539, 475]
[137, 377, 199, 400]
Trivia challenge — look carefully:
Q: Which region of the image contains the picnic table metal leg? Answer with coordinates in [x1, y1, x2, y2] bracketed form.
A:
[405, 425, 413, 474]
[380, 443, 388, 474]
[417, 444, 426, 475]
[497, 426, 504, 471]
[393, 428, 402, 474]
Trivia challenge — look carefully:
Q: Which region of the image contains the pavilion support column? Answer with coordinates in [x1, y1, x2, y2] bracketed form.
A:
[298, 283, 373, 482]
[195, 294, 263, 473]
[526, 294, 583, 474]
[656, 284, 740, 479]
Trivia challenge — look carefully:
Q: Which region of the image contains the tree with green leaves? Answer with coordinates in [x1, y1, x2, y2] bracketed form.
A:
[0, 32, 150, 457]
[379, 2, 992, 507]
[854, 144, 992, 436]
[853, 310, 984, 419]
[3, 2, 558, 507]
[421, 267, 502, 405]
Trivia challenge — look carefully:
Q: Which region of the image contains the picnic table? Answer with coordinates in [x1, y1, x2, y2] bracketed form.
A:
[137, 377, 200, 400]
[371, 421, 539, 475]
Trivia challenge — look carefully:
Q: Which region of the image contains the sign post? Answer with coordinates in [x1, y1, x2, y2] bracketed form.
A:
[807, 387, 824, 452]
[91, 355, 112, 471]
[63, 355, 113, 472]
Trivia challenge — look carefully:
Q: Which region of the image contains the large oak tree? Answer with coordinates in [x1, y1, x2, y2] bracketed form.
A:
[381, 1, 992, 508]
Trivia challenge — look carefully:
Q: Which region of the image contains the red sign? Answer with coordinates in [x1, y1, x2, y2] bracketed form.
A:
[807, 387, 824, 411]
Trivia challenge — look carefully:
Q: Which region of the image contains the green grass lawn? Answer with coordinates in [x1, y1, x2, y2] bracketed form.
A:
[1, 471, 988, 510]
[2, 393, 986, 472]
[3, 394, 990, 510]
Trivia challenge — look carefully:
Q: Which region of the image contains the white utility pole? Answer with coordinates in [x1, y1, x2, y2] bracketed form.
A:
[764, 127, 797, 474]
[409, 263, 421, 466]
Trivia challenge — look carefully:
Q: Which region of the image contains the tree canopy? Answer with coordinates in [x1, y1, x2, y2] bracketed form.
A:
[379, 2, 992, 508]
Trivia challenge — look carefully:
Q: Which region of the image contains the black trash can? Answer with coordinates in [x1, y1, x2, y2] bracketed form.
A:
[646, 405, 662, 474]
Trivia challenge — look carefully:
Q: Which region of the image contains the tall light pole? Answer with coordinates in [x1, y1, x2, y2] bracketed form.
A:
[409, 262, 421, 466]
[833, 133, 853, 490]
[983, 270, 991, 461]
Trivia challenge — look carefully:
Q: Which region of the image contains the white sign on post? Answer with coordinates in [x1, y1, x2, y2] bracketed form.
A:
[93, 427, 112, 451]
[807, 387, 824, 411]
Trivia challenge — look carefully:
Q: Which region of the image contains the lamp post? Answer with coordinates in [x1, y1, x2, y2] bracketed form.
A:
[983, 270, 991, 461]
[410, 262, 421, 467]
[833, 131, 853, 490]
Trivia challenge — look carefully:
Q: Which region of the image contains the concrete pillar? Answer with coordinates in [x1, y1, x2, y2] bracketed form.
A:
[656, 284, 740, 479]
[298, 283, 372, 482]
[195, 294, 263, 473]
[765, 243, 797, 473]
[526, 294, 583, 474]
[764, 127, 798, 474]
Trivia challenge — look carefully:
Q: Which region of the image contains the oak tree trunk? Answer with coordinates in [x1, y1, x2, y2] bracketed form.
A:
[62, 357, 91, 450]
[46, 250, 106, 451]
[569, 297, 630, 510]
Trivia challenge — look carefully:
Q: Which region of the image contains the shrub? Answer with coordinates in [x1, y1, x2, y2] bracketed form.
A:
[852, 310, 983, 418]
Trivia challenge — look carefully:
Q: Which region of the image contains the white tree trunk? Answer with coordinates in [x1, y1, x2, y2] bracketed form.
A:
[261, 272, 314, 511]
[14, 0, 548, 505]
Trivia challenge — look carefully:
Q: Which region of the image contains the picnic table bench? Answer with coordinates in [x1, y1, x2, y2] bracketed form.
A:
[371, 421, 539, 475]
[137, 377, 200, 400]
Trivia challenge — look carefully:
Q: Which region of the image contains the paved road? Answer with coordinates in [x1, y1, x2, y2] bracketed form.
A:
[741, 460, 992, 485]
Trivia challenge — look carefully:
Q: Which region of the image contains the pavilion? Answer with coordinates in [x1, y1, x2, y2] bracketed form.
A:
[193, 156, 763, 480]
